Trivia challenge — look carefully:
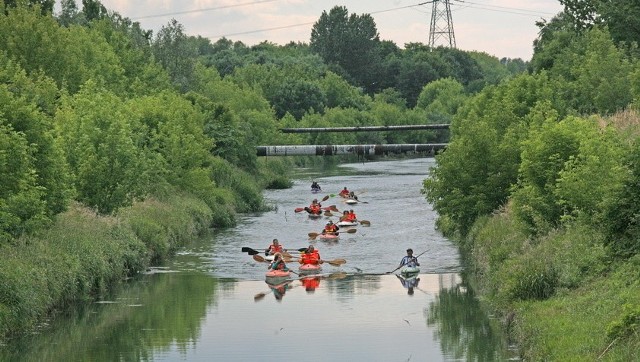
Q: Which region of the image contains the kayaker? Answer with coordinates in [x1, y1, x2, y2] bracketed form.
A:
[265, 238, 286, 256]
[322, 220, 339, 234]
[339, 187, 350, 198]
[348, 191, 358, 201]
[339, 210, 350, 221]
[347, 209, 357, 222]
[305, 198, 322, 215]
[311, 181, 321, 192]
[269, 253, 289, 271]
[398, 248, 420, 268]
[299, 245, 322, 265]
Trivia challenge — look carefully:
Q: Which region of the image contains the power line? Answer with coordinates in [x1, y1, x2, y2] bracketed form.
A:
[132, 0, 280, 20]
[451, 0, 557, 17]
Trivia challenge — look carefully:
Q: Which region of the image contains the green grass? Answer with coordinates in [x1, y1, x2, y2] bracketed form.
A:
[466, 212, 640, 360]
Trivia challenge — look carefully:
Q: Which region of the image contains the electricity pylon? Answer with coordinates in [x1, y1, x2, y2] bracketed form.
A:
[428, 0, 456, 48]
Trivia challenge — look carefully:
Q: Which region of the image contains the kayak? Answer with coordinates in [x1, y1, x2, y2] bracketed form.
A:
[308, 213, 323, 219]
[311, 188, 321, 193]
[299, 263, 322, 274]
[344, 199, 358, 205]
[318, 233, 339, 242]
[337, 220, 358, 227]
[400, 266, 420, 276]
[265, 269, 291, 284]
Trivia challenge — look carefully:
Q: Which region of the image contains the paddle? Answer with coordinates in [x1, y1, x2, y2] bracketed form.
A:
[294, 207, 305, 213]
[359, 220, 371, 226]
[385, 249, 428, 274]
[321, 258, 347, 266]
[308, 228, 357, 240]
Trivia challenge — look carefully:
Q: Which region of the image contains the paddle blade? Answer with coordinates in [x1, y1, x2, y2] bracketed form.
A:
[326, 259, 347, 266]
[330, 205, 340, 212]
[295, 207, 305, 213]
[253, 255, 266, 263]
[324, 211, 333, 217]
[241, 247, 252, 253]
[254, 292, 267, 301]
[344, 228, 357, 234]
[359, 220, 371, 226]
[322, 195, 330, 202]
[308, 232, 319, 240]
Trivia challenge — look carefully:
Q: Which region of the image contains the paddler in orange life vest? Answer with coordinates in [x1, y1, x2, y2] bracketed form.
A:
[322, 220, 339, 235]
[299, 245, 322, 265]
[339, 210, 350, 221]
[305, 198, 322, 215]
[265, 238, 285, 256]
[339, 187, 350, 198]
[347, 209, 357, 222]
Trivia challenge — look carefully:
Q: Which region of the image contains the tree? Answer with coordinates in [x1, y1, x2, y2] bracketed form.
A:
[310, 6, 381, 93]
[152, 19, 197, 93]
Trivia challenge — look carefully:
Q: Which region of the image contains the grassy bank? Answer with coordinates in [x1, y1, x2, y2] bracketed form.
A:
[0, 193, 215, 341]
[464, 210, 640, 360]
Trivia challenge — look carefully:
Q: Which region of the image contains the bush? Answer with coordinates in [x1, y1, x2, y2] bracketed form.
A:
[497, 254, 558, 302]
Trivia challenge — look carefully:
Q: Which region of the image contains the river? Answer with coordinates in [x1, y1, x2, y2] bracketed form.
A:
[0, 158, 513, 361]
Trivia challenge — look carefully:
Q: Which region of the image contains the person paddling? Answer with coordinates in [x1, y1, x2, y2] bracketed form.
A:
[311, 181, 322, 192]
[269, 252, 289, 271]
[339, 187, 350, 198]
[305, 198, 322, 215]
[322, 220, 339, 235]
[299, 245, 322, 265]
[398, 248, 420, 268]
[265, 238, 286, 256]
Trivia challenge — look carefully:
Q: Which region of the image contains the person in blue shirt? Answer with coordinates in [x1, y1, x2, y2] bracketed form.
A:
[399, 248, 420, 268]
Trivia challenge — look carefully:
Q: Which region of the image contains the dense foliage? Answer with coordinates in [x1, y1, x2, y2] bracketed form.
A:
[423, 3, 640, 359]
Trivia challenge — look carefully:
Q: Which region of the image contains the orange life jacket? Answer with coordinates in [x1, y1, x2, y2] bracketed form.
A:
[267, 244, 283, 254]
[324, 224, 338, 233]
[300, 250, 320, 265]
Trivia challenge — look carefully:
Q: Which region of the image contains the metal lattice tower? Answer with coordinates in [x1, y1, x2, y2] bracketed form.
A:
[428, 0, 456, 48]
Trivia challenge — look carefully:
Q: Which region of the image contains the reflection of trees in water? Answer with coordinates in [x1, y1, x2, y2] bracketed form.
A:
[1, 273, 220, 361]
[329, 274, 382, 302]
[425, 282, 508, 361]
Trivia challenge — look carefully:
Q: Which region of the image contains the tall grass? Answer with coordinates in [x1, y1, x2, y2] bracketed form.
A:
[0, 193, 215, 340]
[465, 208, 639, 360]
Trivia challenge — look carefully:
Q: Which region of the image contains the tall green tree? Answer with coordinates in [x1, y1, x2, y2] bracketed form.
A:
[152, 19, 197, 93]
[310, 6, 381, 93]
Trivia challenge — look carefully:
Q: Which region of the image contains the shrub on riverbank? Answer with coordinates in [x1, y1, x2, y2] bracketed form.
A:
[466, 211, 639, 360]
[0, 195, 215, 340]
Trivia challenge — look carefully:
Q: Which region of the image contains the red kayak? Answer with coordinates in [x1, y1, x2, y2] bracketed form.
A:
[318, 233, 339, 241]
[265, 269, 291, 279]
[299, 263, 322, 274]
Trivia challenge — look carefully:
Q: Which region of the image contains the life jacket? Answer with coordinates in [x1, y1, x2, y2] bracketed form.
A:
[347, 212, 357, 221]
[267, 244, 283, 255]
[300, 250, 320, 265]
[309, 204, 322, 214]
[324, 224, 338, 233]
[339, 189, 349, 197]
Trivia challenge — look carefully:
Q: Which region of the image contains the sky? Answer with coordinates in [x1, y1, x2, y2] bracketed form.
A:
[86, 0, 565, 60]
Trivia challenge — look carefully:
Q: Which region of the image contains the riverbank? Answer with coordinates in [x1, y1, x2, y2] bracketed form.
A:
[0, 193, 215, 341]
[464, 211, 640, 360]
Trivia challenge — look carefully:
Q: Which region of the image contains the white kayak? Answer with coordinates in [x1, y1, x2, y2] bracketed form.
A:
[344, 199, 358, 205]
[400, 266, 420, 276]
[337, 221, 358, 227]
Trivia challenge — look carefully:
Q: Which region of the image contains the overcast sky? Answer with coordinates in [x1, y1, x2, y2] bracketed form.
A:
[88, 0, 564, 60]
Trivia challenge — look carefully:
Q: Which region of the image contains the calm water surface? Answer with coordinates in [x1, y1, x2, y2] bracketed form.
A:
[1, 158, 512, 361]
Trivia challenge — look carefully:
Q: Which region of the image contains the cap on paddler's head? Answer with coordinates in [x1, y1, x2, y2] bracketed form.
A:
[407, 248, 413, 253]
